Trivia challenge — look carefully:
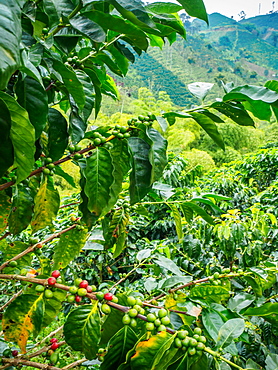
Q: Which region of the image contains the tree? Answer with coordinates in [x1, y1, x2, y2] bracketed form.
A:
[1, 1, 278, 370]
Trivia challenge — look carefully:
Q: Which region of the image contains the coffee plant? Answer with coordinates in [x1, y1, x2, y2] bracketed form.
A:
[1, 1, 278, 370]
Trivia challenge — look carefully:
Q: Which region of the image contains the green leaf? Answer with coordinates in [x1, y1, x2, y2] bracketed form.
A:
[146, 3, 183, 14]
[161, 276, 192, 291]
[15, 75, 48, 139]
[130, 331, 173, 370]
[176, 0, 208, 23]
[52, 60, 85, 110]
[168, 354, 188, 370]
[0, 98, 13, 178]
[100, 326, 138, 370]
[8, 184, 34, 235]
[69, 100, 87, 145]
[31, 178, 60, 233]
[266, 353, 278, 370]
[55, 165, 76, 188]
[47, 108, 69, 161]
[3, 240, 31, 271]
[181, 202, 215, 225]
[64, 302, 101, 360]
[0, 92, 35, 183]
[227, 293, 255, 313]
[43, 0, 60, 27]
[76, 70, 95, 122]
[188, 82, 214, 101]
[202, 308, 225, 341]
[216, 318, 245, 349]
[42, 289, 67, 328]
[190, 112, 225, 150]
[0, 0, 21, 90]
[69, 13, 106, 43]
[112, 209, 130, 258]
[0, 193, 11, 234]
[108, 140, 131, 210]
[79, 173, 99, 230]
[153, 254, 182, 276]
[53, 226, 88, 269]
[190, 285, 230, 304]
[146, 128, 168, 183]
[83, 147, 115, 216]
[210, 102, 255, 126]
[167, 204, 183, 242]
[128, 137, 152, 205]
[243, 302, 278, 327]
[84, 11, 148, 50]
[224, 85, 278, 104]
[3, 294, 44, 353]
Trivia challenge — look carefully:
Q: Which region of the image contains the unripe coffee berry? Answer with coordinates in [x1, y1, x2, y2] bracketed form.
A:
[146, 322, 155, 331]
[127, 296, 136, 306]
[69, 286, 78, 294]
[101, 303, 111, 314]
[77, 288, 87, 297]
[128, 308, 138, 318]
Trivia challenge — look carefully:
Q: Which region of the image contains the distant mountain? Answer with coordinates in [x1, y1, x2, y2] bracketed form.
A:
[114, 12, 278, 109]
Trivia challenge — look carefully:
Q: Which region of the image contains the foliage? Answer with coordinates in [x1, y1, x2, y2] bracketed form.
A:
[1, 2, 278, 370]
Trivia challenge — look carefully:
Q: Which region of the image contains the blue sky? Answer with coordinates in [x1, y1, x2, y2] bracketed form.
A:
[198, 0, 276, 19]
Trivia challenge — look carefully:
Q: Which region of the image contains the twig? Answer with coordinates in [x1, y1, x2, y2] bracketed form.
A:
[0, 232, 10, 241]
[62, 358, 87, 370]
[1, 358, 61, 370]
[23, 326, 64, 356]
[0, 224, 76, 271]
[0, 289, 23, 311]
[59, 202, 80, 209]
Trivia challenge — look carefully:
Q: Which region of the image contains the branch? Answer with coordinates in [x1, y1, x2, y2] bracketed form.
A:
[0, 232, 11, 241]
[1, 358, 61, 370]
[62, 358, 87, 370]
[0, 289, 23, 311]
[0, 224, 76, 271]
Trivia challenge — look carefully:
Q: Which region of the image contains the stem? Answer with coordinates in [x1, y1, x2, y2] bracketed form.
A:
[62, 359, 87, 370]
[204, 347, 244, 370]
[0, 232, 11, 241]
[110, 259, 147, 290]
[0, 289, 23, 311]
[0, 224, 76, 271]
[80, 34, 124, 64]
[60, 201, 80, 209]
[0, 135, 116, 192]
[1, 358, 61, 370]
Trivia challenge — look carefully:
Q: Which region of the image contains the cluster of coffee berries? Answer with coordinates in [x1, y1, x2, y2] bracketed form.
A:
[111, 125, 130, 139]
[174, 327, 206, 357]
[122, 296, 145, 328]
[2, 348, 19, 358]
[35, 271, 62, 298]
[90, 131, 107, 146]
[127, 113, 156, 127]
[67, 278, 96, 304]
[95, 289, 118, 315]
[145, 308, 171, 332]
[68, 143, 83, 160]
[65, 55, 84, 69]
[43, 157, 55, 176]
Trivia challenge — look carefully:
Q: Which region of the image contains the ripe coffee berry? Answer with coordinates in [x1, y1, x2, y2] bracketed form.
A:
[50, 343, 59, 351]
[79, 280, 88, 288]
[75, 295, 82, 303]
[50, 338, 57, 343]
[51, 270, 60, 278]
[86, 285, 93, 293]
[12, 350, 18, 357]
[48, 277, 56, 286]
[104, 292, 113, 301]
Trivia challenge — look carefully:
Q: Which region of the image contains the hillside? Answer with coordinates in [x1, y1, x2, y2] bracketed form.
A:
[111, 12, 278, 110]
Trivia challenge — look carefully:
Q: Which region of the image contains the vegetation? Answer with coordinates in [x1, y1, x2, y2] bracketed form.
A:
[1, 1, 278, 370]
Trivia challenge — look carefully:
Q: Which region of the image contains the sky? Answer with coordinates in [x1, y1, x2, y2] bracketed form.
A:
[200, 0, 276, 20]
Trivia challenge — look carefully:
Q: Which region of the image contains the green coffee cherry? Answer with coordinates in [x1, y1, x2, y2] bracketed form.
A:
[101, 303, 111, 314]
[122, 314, 131, 325]
[128, 308, 138, 318]
[158, 308, 168, 318]
[146, 322, 155, 331]
[35, 285, 45, 293]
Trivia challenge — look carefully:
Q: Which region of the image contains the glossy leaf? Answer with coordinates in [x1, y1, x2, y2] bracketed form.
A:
[146, 3, 183, 14]
[0, 193, 11, 234]
[223, 85, 278, 104]
[146, 128, 168, 183]
[83, 147, 115, 216]
[0, 92, 35, 183]
[8, 184, 34, 235]
[76, 70, 95, 122]
[100, 326, 138, 370]
[202, 309, 225, 341]
[128, 137, 152, 205]
[190, 285, 230, 304]
[64, 302, 101, 360]
[153, 254, 182, 276]
[210, 101, 255, 126]
[244, 302, 278, 326]
[130, 331, 173, 369]
[181, 202, 215, 224]
[3, 294, 44, 353]
[0, 0, 21, 90]
[31, 178, 60, 233]
[3, 240, 31, 271]
[53, 226, 88, 269]
[42, 290, 67, 328]
[52, 60, 85, 110]
[42, 0, 60, 27]
[176, 0, 208, 23]
[15, 75, 48, 139]
[266, 353, 278, 370]
[168, 204, 183, 242]
[161, 276, 192, 290]
[0, 99, 13, 178]
[188, 82, 214, 101]
[47, 108, 68, 161]
[216, 318, 245, 349]
[69, 100, 87, 145]
[69, 13, 106, 43]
